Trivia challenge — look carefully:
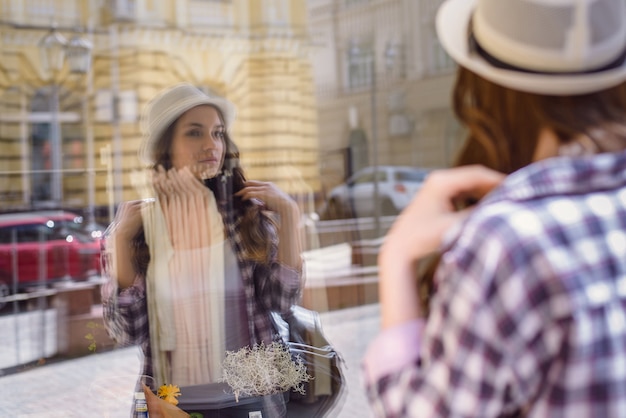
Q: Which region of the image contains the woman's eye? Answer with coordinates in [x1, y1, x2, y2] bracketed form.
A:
[187, 129, 202, 137]
[213, 131, 225, 139]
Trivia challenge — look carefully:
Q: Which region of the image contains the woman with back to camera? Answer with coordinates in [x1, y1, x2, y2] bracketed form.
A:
[363, 0, 626, 416]
[101, 83, 303, 416]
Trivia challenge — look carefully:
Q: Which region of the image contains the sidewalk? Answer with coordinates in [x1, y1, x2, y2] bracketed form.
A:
[0, 304, 381, 418]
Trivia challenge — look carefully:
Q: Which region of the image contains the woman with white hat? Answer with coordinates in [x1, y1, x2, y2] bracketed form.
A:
[363, 0, 626, 416]
[101, 83, 303, 416]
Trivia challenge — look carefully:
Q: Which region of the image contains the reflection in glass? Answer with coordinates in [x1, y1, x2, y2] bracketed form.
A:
[101, 84, 313, 416]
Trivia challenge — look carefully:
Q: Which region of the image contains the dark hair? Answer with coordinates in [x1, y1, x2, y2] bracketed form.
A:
[131, 105, 273, 277]
[452, 67, 626, 173]
[417, 68, 626, 315]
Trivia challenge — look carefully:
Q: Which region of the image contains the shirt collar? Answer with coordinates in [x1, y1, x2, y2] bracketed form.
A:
[482, 151, 626, 206]
[440, 150, 626, 252]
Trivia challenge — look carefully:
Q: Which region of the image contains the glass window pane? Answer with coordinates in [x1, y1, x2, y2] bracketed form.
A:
[0, 2, 462, 417]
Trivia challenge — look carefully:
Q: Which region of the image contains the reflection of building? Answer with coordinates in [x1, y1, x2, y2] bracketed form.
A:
[0, 0, 320, 219]
[307, 0, 465, 194]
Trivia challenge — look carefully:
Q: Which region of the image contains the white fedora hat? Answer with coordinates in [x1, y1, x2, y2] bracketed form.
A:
[139, 83, 237, 166]
[436, 0, 626, 95]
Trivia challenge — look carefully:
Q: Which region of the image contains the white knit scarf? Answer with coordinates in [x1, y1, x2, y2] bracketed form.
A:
[142, 184, 226, 387]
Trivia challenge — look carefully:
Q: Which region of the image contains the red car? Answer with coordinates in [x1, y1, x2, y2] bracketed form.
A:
[0, 211, 103, 298]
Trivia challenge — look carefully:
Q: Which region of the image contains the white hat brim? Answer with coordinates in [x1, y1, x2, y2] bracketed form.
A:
[436, 0, 626, 95]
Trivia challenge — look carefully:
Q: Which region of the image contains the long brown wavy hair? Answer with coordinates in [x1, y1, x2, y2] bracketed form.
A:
[131, 105, 274, 277]
[452, 67, 626, 173]
[417, 67, 626, 315]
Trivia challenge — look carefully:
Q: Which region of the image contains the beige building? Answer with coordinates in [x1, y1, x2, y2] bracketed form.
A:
[0, 0, 320, 222]
[307, 0, 465, 196]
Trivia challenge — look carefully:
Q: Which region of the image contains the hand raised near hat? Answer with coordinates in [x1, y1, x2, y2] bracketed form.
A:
[382, 165, 505, 262]
[236, 180, 302, 270]
[379, 165, 505, 327]
[114, 200, 144, 240]
[109, 199, 147, 289]
[235, 180, 298, 216]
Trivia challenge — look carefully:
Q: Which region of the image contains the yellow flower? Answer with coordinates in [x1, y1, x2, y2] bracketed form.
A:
[157, 384, 182, 406]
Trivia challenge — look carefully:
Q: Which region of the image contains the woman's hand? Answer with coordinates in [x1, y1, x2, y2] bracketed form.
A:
[381, 165, 505, 264]
[108, 199, 146, 289]
[379, 165, 505, 327]
[235, 180, 299, 215]
[236, 180, 302, 270]
[114, 200, 145, 240]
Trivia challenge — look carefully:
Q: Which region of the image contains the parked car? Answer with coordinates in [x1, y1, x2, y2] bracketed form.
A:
[33, 210, 107, 241]
[320, 166, 431, 219]
[0, 211, 103, 300]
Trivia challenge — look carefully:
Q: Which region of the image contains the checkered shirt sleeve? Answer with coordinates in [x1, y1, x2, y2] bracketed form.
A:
[366, 153, 626, 417]
[100, 235, 150, 348]
[226, 208, 303, 344]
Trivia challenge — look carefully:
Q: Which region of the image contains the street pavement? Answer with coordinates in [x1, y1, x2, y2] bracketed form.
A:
[0, 303, 381, 418]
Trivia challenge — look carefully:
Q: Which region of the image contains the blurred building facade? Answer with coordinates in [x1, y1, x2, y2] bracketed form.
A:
[0, 0, 320, 222]
[307, 0, 465, 194]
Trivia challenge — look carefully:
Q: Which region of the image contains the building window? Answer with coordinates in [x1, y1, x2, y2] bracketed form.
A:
[420, 0, 454, 75]
[30, 121, 52, 202]
[18, 0, 79, 26]
[108, 0, 136, 21]
[384, 41, 406, 81]
[428, 23, 454, 73]
[346, 41, 373, 90]
[263, 0, 290, 26]
[188, 0, 234, 27]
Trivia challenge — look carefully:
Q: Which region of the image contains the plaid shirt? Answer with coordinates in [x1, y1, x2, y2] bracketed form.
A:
[364, 151, 626, 417]
[101, 199, 303, 386]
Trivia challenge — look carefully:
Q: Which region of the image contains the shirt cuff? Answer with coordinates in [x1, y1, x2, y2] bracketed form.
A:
[362, 319, 425, 384]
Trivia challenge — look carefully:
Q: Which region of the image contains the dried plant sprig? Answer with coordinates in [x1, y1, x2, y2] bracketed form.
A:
[221, 342, 311, 402]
